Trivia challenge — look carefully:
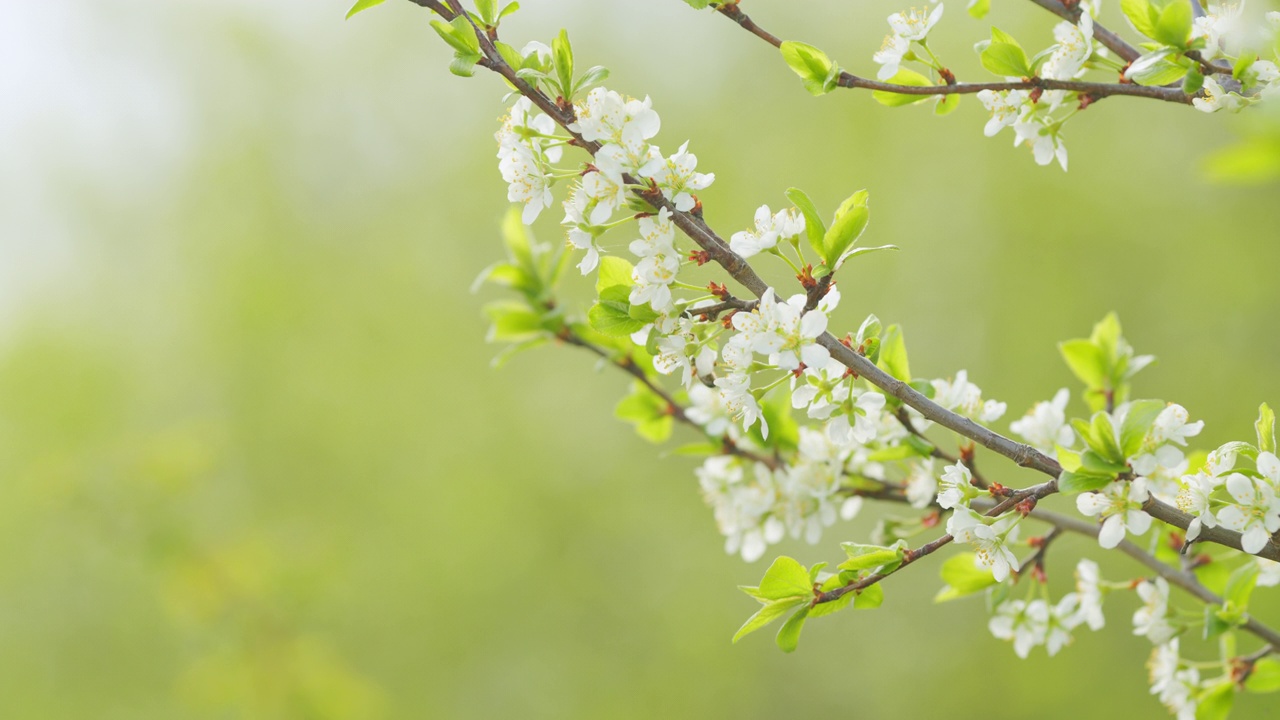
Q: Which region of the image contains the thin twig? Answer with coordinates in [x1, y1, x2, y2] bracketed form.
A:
[714, 3, 1192, 105]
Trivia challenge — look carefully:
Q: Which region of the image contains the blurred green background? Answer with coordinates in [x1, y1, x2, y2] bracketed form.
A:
[2, 0, 1279, 717]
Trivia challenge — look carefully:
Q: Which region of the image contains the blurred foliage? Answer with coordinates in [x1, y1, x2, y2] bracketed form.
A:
[0, 0, 1277, 718]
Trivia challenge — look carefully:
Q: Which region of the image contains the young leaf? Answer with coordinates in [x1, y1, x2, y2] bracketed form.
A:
[614, 383, 673, 443]
[1246, 658, 1280, 693]
[1057, 470, 1116, 495]
[968, 0, 991, 18]
[935, 553, 998, 601]
[1257, 403, 1276, 454]
[758, 556, 816, 600]
[784, 187, 827, 260]
[1195, 680, 1235, 720]
[871, 69, 934, 106]
[853, 583, 884, 609]
[838, 543, 903, 573]
[775, 606, 810, 652]
[346, 0, 387, 20]
[552, 29, 574, 97]
[1087, 411, 1124, 463]
[981, 39, 1031, 77]
[823, 189, 870, 268]
[1121, 0, 1160, 39]
[475, 0, 499, 24]
[595, 256, 635, 293]
[1119, 399, 1165, 457]
[779, 41, 840, 96]
[1059, 339, 1107, 388]
[733, 597, 806, 643]
[878, 324, 911, 383]
[1154, 0, 1193, 48]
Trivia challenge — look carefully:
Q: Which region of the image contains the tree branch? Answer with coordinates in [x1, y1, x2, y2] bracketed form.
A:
[714, 3, 1192, 105]
[406, 0, 1278, 567]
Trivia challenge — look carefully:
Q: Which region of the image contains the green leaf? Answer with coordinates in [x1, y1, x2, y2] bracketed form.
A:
[1060, 339, 1107, 388]
[682, 0, 715, 8]
[823, 189, 870, 268]
[432, 17, 481, 55]
[1122, 0, 1160, 39]
[1120, 399, 1165, 457]
[1203, 603, 1234, 639]
[1155, 0, 1193, 48]
[872, 68, 934, 107]
[981, 39, 1031, 77]
[484, 301, 545, 343]
[1183, 66, 1205, 94]
[775, 606, 810, 652]
[1081, 450, 1127, 476]
[989, 27, 1021, 47]
[1257, 403, 1276, 453]
[498, 2, 521, 21]
[968, 0, 991, 19]
[475, 0, 498, 24]
[779, 41, 840, 96]
[853, 583, 884, 609]
[733, 597, 805, 643]
[346, 0, 387, 20]
[1246, 658, 1280, 693]
[1057, 470, 1117, 495]
[1225, 562, 1260, 611]
[784, 187, 827, 260]
[841, 244, 899, 264]
[1088, 411, 1124, 463]
[572, 65, 610, 96]
[758, 556, 815, 600]
[934, 93, 961, 116]
[449, 53, 482, 77]
[838, 543, 903, 573]
[552, 29, 574, 97]
[935, 553, 998, 602]
[878, 324, 911, 383]
[1195, 680, 1235, 720]
[588, 295, 648, 336]
[596, 256, 635, 293]
[614, 383, 673, 443]
[1128, 53, 1188, 86]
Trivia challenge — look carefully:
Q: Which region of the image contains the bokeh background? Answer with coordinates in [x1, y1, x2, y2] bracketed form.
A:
[3, 0, 1279, 717]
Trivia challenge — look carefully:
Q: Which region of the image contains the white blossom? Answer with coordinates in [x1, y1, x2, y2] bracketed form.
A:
[1193, 76, 1249, 113]
[638, 141, 714, 212]
[715, 373, 767, 438]
[1258, 558, 1280, 587]
[905, 458, 939, 509]
[937, 461, 980, 510]
[1041, 12, 1094, 81]
[932, 370, 1006, 423]
[888, 4, 945, 42]
[1013, 118, 1068, 171]
[496, 97, 563, 223]
[1148, 640, 1200, 719]
[1132, 577, 1176, 645]
[1076, 478, 1152, 548]
[873, 34, 911, 81]
[1010, 388, 1074, 453]
[947, 507, 1020, 582]
[1150, 404, 1204, 447]
[989, 599, 1046, 658]
[687, 384, 737, 439]
[1074, 559, 1106, 630]
[1175, 471, 1220, 542]
[1216, 472, 1280, 554]
[977, 89, 1032, 138]
[729, 205, 806, 258]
